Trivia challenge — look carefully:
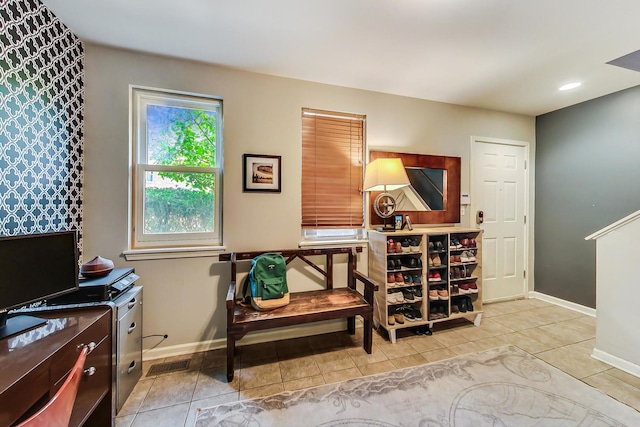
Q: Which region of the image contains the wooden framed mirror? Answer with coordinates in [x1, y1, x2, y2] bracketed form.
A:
[368, 151, 461, 225]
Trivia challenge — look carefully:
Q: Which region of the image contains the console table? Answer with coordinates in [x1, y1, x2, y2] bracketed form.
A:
[0, 306, 112, 426]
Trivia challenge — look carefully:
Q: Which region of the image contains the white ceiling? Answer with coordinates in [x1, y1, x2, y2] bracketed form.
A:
[42, 0, 640, 116]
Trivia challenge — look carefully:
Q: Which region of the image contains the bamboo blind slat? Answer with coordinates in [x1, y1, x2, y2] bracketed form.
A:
[301, 108, 364, 228]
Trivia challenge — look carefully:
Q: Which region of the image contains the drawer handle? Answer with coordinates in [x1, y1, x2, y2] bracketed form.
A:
[127, 360, 137, 374]
[128, 298, 137, 309]
[78, 342, 97, 354]
[84, 366, 96, 376]
[128, 322, 137, 334]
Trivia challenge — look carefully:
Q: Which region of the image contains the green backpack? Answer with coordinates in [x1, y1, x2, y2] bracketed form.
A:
[241, 253, 290, 311]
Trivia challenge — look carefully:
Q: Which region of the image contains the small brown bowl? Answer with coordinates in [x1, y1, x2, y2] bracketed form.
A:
[81, 256, 114, 278]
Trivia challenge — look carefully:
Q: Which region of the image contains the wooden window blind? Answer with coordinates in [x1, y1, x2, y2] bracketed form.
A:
[301, 108, 365, 228]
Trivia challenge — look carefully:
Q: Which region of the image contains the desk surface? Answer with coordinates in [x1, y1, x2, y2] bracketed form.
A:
[0, 306, 112, 426]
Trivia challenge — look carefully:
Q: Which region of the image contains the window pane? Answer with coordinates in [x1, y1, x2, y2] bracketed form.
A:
[146, 105, 217, 168]
[143, 171, 215, 234]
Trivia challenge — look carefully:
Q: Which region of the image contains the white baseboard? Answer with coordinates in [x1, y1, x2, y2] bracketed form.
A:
[528, 291, 596, 317]
[142, 319, 348, 361]
[592, 348, 640, 378]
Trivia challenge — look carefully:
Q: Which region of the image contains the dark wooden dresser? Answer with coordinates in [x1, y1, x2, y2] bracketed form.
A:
[0, 306, 112, 426]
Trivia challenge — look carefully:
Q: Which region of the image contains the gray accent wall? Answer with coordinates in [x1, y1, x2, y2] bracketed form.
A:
[535, 85, 640, 308]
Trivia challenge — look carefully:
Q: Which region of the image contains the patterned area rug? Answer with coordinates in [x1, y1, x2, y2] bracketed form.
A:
[194, 345, 640, 426]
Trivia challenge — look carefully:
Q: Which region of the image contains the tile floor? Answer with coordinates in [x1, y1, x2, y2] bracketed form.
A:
[115, 298, 640, 426]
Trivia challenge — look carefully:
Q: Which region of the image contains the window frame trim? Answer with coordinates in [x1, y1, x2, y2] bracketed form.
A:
[129, 85, 224, 250]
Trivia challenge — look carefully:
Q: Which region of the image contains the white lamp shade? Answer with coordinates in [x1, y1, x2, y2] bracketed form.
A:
[363, 158, 410, 191]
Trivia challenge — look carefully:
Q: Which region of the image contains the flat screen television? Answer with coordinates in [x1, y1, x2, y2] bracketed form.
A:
[0, 231, 79, 339]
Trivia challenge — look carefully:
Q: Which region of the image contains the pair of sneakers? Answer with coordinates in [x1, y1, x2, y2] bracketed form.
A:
[428, 271, 442, 282]
[459, 251, 476, 262]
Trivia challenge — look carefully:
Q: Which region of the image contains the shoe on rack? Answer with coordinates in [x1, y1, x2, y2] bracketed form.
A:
[387, 259, 395, 271]
[387, 239, 395, 253]
[403, 273, 413, 284]
[387, 273, 396, 287]
[412, 274, 421, 285]
[410, 238, 420, 252]
[412, 308, 423, 321]
[458, 297, 468, 313]
[435, 241, 444, 251]
[432, 271, 441, 281]
[453, 238, 462, 249]
[469, 283, 478, 293]
[428, 241, 435, 251]
[428, 289, 439, 301]
[451, 303, 460, 314]
[395, 242, 402, 253]
[402, 288, 415, 302]
[432, 254, 442, 266]
[403, 307, 416, 322]
[460, 251, 470, 263]
[450, 284, 459, 295]
[394, 311, 405, 324]
[466, 296, 474, 312]
[460, 238, 470, 248]
[394, 259, 402, 270]
[395, 272, 404, 285]
[411, 286, 423, 299]
[405, 257, 417, 268]
[469, 238, 477, 248]
[401, 239, 411, 253]
[454, 255, 462, 263]
[459, 283, 470, 294]
[453, 267, 461, 279]
[428, 255, 433, 266]
[437, 288, 449, 300]
[388, 313, 396, 325]
[467, 250, 476, 262]
[449, 239, 456, 250]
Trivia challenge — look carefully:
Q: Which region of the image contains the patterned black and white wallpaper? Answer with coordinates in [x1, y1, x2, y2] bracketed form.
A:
[0, 0, 84, 240]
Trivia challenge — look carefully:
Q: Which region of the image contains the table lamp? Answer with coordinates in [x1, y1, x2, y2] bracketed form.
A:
[363, 158, 410, 231]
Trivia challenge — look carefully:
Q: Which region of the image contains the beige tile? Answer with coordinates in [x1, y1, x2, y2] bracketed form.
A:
[500, 332, 552, 354]
[279, 355, 321, 381]
[238, 383, 284, 400]
[421, 347, 458, 362]
[239, 342, 278, 364]
[119, 378, 154, 417]
[605, 368, 640, 389]
[312, 348, 350, 364]
[308, 331, 349, 350]
[530, 305, 584, 322]
[131, 402, 189, 427]
[275, 337, 314, 358]
[201, 348, 228, 370]
[477, 318, 515, 335]
[358, 360, 397, 376]
[536, 322, 593, 346]
[583, 372, 640, 412]
[377, 341, 419, 359]
[239, 361, 282, 390]
[390, 353, 428, 369]
[473, 336, 509, 351]
[139, 370, 198, 412]
[283, 374, 325, 391]
[536, 345, 610, 379]
[453, 326, 495, 342]
[323, 367, 362, 384]
[489, 314, 534, 331]
[525, 298, 553, 308]
[315, 354, 356, 374]
[432, 331, 469, 347]
[193, 367, 239, 400]
[407, 336, 445, 353]
[448, 341, 484, 356]
[518, 327, 567, 348]
[348, 345, 390, 366]
[115, 414, 135, 427]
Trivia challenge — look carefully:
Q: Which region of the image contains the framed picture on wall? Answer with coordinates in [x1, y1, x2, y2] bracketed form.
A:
[243, 154, 282, 193]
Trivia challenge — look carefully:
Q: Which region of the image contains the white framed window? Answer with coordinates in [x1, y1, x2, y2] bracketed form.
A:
[129, 86, 223, 252]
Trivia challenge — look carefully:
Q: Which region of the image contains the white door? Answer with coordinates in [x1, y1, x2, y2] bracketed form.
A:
[472, 137, 528, 302]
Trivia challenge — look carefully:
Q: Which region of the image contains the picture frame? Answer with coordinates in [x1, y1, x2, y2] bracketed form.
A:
[243, 154, 282, 193]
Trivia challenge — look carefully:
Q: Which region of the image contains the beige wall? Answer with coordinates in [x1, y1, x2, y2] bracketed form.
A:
[82, 43, 535, 359]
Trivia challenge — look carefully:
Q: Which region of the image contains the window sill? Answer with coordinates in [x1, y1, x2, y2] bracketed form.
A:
[298, 239, 368, 249]
[123, 246, 227, 261]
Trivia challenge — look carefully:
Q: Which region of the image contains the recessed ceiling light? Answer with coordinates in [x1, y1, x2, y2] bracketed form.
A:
[559, 82, 581, 91]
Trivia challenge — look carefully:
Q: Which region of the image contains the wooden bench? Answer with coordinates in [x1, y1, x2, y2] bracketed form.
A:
[219, 247, 378, 382]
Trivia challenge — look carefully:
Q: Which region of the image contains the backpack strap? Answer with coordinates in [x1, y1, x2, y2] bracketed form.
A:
[237, 274, 251, 307]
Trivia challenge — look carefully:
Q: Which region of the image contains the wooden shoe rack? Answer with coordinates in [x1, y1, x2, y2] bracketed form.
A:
[368, 227, 483, 343]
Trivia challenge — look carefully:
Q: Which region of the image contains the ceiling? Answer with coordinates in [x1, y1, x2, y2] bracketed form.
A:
[42, 0, 640, 116]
